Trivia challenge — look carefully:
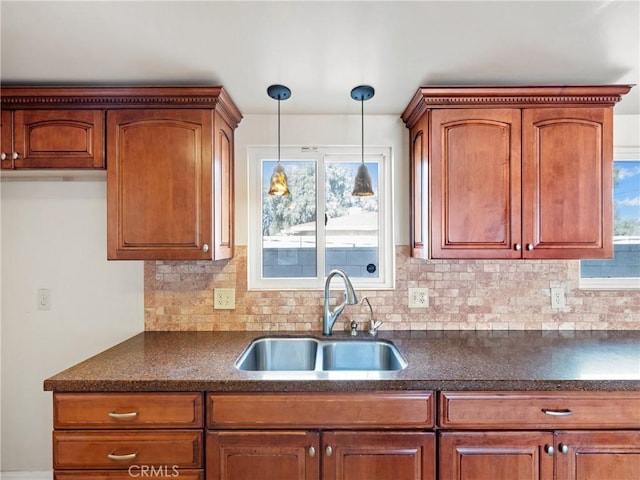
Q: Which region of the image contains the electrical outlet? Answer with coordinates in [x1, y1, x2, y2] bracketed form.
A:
[214, 288, 235, 310]
[408, 287, 429, 308]
[550, 287, 566, 309]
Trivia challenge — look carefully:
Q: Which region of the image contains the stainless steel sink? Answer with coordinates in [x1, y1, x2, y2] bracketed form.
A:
[235, 336, 407, 372]
[322, 340, 407, 371]
[235, 337, 319, 371]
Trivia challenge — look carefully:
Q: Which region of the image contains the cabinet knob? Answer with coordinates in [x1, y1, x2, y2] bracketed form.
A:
[325, 445, 333, 456]
[545, 445, 555, 456]
[0, 152, 6, 161]
[308, 446, 316, 457]
[526, 243, 534, 251]
[514, 243, 522, 251]
[559, 444, 569, 455]
[11, 152, 19, 160]
[202, 244, 209, 253]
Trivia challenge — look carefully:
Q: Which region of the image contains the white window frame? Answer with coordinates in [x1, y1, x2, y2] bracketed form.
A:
[579, 147, 640, 290]
[248, 145, 395, 291]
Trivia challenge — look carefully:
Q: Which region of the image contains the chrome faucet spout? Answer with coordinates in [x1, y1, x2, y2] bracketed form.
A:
[361, 296, 383, 336]
[322, 269, 358, 335]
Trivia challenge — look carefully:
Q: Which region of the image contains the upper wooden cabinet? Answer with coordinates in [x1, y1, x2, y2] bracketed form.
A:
[1, 86, 242, 261]
[106, 108, 216, 260]
[0, 108, 104, 169]
[402, 85, 632, 260]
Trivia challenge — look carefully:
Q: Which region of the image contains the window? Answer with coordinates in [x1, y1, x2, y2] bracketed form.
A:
[248, 146, 394, 290]
[580, 150, 640, 290]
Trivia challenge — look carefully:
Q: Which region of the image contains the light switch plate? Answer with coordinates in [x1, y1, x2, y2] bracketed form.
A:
[37, 288, 52, 310]
[214, 288, 235, 309]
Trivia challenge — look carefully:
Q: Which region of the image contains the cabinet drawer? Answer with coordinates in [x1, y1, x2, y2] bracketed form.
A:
[53, 430, 203, 469]
[208, 392, 434, 429]
[54, 470, 204, 480]
[54, 393, 203, 429]
[440, 391, 640, 429]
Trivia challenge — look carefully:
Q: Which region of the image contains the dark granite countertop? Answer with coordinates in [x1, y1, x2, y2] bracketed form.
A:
[43, 330, 640, 393]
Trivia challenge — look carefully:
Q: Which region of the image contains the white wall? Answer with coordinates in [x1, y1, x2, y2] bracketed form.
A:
[0, 177, 143, 471]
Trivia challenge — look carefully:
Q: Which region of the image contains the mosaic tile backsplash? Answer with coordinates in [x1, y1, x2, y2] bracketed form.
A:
[145, 246, 639, 331]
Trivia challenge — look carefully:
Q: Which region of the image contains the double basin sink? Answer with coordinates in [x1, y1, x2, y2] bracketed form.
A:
[235, 336, 407, 372]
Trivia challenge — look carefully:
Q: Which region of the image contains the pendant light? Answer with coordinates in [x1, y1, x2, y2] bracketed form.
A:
[351, 85, 375, 197]
[267, 84, 292, 196]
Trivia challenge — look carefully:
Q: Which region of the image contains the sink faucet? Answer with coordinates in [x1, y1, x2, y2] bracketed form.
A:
[361, 296, 384, 336]
[322, 269, 358, 335]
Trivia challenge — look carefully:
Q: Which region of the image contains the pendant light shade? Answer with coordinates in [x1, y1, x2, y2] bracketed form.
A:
[351, 85, 375, 197]
[268, 163, 290, 196]
[267, 84, 291, 196]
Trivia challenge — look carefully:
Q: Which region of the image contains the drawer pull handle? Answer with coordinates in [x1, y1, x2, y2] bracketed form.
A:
[542, 408, 573, 416]
[108, 411, 139, 420]
[108, 451, 138, 461]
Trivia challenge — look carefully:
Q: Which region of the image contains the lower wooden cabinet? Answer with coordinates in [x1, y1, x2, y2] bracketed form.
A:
[323, 431, 435, 480]
[53, 430, 203, 469]
[52, 393, 204, 479]
[54, 472, 204, 480]
[555, 431, 640, 480]
[49, 390, 638, 480]
[438, 392, 640, 480]
[206, 431, 319, 480]
[439, 431, 554, 480]
[438, 430, 640, 480]
[206, 430, 435, 480]
[206, 392, 436, 480]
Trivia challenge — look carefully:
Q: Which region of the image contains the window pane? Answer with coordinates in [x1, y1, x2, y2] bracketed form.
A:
[325, 161, 379, 278]
[581, 160, 640, 278]
[262, 160, 317, 278]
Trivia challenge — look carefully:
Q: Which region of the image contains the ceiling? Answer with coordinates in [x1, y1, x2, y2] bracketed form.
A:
[1, 0, 638, 116]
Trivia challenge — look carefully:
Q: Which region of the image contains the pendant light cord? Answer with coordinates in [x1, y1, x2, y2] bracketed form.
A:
[277, 98, 281, 164]
[360, 97, 364, 165]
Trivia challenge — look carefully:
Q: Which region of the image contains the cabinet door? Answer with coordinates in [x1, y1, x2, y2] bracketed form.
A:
[522, 108, 613, 259]
[439, 431, 554, 480]
[1, 110, 13, 168]
[107, 109, 213, 260]
[213, 116, 234, 260]
[431, 109, 522, 259]
[9, 110, 104, 169]
[323, 431, 435, 480]
[555, 431, 640, 480]
[410, 113, 429, 259]
[206, 431, 320, 480]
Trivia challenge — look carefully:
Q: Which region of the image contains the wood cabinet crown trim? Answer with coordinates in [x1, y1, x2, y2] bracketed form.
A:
[0, 86, 243, 128]
[401, 84, 633, 128]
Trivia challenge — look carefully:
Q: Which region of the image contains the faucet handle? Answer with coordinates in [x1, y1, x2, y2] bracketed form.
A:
[368, 320, 384, 336]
